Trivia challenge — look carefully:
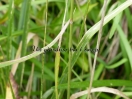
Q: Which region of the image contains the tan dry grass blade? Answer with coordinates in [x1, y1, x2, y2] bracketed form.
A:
[87, 0, 107, 98]
[70, 87, 129, 99]
[6, 86, 13, 99]
[7, 33, 38, 99]
[6, 73, 19, 99]
[11, 33, 37, 75]
[23, 35, 39, 99]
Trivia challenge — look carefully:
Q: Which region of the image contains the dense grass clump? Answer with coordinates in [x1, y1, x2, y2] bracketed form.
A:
[0, 0, 132, 99]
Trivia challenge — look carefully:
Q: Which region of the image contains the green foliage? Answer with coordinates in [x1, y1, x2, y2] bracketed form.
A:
[0, 0, 132, 99]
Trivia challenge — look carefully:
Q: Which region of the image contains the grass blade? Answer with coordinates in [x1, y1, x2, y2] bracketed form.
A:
[117, 25, 132, 69]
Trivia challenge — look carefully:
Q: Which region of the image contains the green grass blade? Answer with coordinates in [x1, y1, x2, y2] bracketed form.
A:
[109, 11, 122, 39]
[19, 0, 31, 87]
[55, 51, 60, 99]
[56, 80, 132, 89]
[7, 0, 14, 60]
[117, 25, 132, 69]
[105, 58, 128, 69]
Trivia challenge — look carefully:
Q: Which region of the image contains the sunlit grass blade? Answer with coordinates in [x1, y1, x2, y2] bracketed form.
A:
[109, 12, 122, 39]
